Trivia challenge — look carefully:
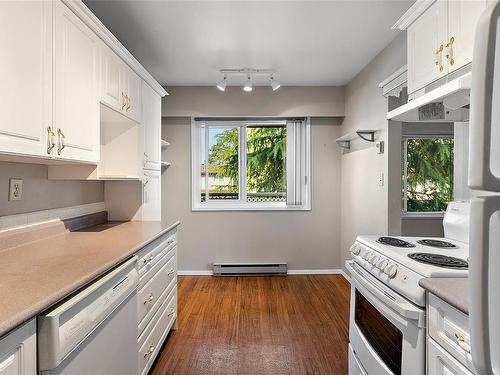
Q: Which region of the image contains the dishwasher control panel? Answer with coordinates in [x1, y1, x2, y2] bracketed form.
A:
[38, 257, 139, 371]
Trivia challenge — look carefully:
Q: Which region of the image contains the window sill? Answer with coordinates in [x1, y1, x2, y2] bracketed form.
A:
[192, 203, 311, 212]
[401, 212, 445, 220]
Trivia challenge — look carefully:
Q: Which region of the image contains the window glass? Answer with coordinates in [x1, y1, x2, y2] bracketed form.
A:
[200, 125, 206, 202]
[246, 125, 286, 203]
[208, 127, 239, 200]
[402, 138, 453, 212]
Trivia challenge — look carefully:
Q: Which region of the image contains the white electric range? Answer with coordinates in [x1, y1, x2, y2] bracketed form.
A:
[347, 201, 470, 375]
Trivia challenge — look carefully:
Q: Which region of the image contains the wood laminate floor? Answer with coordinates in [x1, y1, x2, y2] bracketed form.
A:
[151, 275, 351, 375]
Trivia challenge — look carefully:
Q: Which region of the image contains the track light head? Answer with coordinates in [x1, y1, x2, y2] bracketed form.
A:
[217, 75, 227, 91]
[270, 75, 281, 91]
[243, 75, 252, 92]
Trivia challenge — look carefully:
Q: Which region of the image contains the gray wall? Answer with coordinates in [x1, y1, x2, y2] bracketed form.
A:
[162, 86, 345, 117]
[340, 34, 407, 270]
[162, 116, 342, 271]
[0, 162, 104, 216]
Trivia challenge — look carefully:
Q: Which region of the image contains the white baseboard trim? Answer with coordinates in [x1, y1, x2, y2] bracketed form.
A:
[177, 270, 213, 276]
[178, 268, 351, 282]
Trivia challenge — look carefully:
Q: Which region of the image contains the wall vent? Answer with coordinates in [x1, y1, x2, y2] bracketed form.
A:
[213, 263, 287, 276]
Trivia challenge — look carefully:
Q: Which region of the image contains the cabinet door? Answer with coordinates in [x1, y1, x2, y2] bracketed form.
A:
[0, 320, 36, 375]
[100, 43, 123, 111]
[0, 1, 53, 158]
[407, 0, 448, 94]
[142, 81, 161, 171]
[54, 1, 99, 163]
[142, 170, 161, 221]
[447, 0, 487, 73]
[126, 68, 142, 123]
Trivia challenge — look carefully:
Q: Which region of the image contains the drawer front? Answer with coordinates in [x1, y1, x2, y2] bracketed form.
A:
[137, 231, 176, 274]
[138, 291, 177, 375]
[428, 338, 473, 375]
[138, 252, 176, 327]
[428, 294, 473, 372]
[138, 276, 176, 335]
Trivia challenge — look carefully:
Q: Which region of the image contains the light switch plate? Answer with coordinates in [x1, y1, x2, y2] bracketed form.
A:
[9, 178, 23, 201]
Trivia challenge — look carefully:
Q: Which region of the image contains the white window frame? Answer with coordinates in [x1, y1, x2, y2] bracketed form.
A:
[191, 118, 311, 211]
[401, 134, 454, 216]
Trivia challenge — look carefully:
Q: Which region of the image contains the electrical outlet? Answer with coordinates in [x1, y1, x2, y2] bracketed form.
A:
[9, 179, 23, 201]
[378, 172, 384, 187]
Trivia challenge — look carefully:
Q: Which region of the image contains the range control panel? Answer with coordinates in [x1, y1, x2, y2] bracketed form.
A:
[349, 242, 425, 307]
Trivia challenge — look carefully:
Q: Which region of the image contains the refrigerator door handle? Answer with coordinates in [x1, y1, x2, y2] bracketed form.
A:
[469, 196, 500, 375]
[469, 0, 500, 191]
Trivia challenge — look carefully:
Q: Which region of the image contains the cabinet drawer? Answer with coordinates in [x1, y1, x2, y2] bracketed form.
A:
[428, 294, 474, 372]
[138, 290, 176, 375]
[137, 231, 176, 274]
[0, 319, 36, 375]
[138, 252, 176, 328]
[428, 338, 473, 375]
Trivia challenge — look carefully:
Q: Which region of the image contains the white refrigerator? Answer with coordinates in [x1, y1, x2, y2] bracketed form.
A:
[468, 1, 500, 374]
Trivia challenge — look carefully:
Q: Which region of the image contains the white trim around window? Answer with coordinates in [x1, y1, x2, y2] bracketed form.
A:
[191, 117, 311, 211]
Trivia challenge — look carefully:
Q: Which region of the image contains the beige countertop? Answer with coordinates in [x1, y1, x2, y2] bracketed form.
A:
[0, 220, 180, 338]
[419, 277, 469, 315]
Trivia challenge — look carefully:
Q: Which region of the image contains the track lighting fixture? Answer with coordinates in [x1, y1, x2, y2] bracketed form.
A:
[217, 75, 227, 91]
[216, 69, 279, 92]
[243, 75, 253, 92]
[270, 75, 281, 91]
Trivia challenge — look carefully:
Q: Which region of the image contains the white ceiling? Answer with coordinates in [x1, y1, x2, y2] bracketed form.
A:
[85, 0, 413, 87]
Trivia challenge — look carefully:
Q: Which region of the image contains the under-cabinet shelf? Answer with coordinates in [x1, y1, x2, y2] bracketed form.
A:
[335, 130, 377, 149]
[98, 175, 144, 181]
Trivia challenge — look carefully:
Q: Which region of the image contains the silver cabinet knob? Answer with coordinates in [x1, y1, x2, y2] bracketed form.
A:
[143, 344, 155, 358]
[143, 293, 154, 305]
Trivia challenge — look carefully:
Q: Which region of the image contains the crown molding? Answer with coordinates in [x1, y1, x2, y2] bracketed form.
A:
[392, 0, 437, 30]
[62, 0, 168, 97]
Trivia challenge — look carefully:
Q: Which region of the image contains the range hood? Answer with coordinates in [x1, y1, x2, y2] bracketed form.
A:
[387, 72, 471, 122]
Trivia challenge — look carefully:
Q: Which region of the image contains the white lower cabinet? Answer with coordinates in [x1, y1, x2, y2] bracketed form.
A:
[136, 227, 178, 375]
[0, 320, 36, 375]
[427, 294, 475, 374]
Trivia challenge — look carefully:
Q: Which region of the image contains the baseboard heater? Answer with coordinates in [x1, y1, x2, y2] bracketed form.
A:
[213, 263, 287, 276]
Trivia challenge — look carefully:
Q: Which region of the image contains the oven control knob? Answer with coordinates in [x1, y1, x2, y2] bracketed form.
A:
[371, 256, 380, 266]
[385, 264, 398, 278]
[350, 243, 361, 255]
[364, 251, 372, 261]
[377, 258, 388, 270]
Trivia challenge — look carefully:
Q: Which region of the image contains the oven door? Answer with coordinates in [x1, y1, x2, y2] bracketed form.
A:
[346, 261, 426, 375]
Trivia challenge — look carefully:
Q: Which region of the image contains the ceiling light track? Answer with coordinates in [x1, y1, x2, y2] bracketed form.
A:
[216, 68, 280, 92]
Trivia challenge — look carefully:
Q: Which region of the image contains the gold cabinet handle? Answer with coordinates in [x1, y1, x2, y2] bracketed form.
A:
[454, 332, 471, 353]
[445, 36, 455, 66]
[435, 44, 444, 72]
[47, 126, 56, 154]
[143, 344, 155, 358]
[57, 128, 65, 155]
[126, 94, 131, 111]
[121, 92, 127, 110]
[143, 293, 154, 305]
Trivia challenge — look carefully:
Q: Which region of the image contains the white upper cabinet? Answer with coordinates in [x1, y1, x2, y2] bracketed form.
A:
[100, 43, 142, 123]
[100, 43, 123, 111]
[0, 1, 53, 158]
[54, 1, 100, 163]
[120, 65, 142, 123]
[447, 0, 487, 72]
[142, 81, 161, 171]
[398, 0, 487, 95]
[407, 1, 448, 94]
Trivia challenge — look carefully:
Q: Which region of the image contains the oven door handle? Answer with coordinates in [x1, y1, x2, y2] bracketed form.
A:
[346, 261, 424, 326]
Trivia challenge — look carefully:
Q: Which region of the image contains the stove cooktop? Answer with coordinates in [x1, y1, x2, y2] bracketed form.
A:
[416, 239, 457, 248]
[356, 235, 469, 278]
[408, 253, 468, 269]
[377, 236, 416, 248]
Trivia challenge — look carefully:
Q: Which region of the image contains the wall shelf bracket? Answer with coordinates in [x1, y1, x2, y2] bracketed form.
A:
[335, 130, 377, 149]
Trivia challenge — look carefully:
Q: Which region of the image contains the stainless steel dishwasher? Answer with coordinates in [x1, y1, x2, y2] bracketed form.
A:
[38, 257, 139, 375]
